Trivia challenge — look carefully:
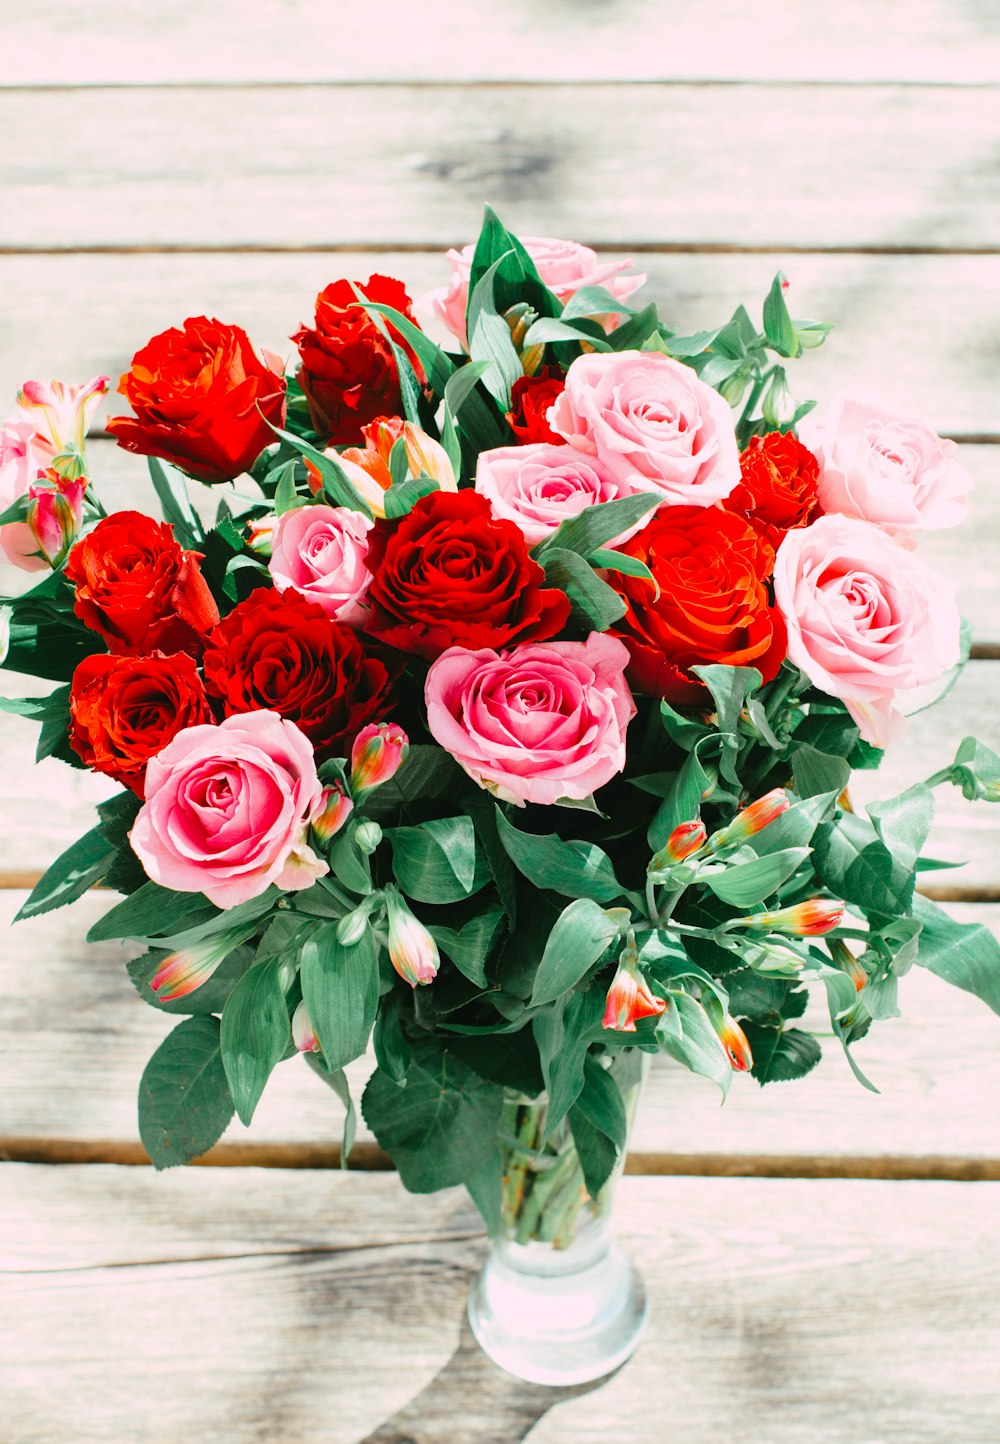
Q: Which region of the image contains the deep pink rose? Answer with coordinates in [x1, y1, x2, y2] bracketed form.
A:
[0, 416, 54, 571]
[424, 634, 635, 806]
[268, 503, 374, 625]
[816, 392, 971, 537]
[773, 515, 961, 747]
[130, 711, 327, 908]
[548, 351, 740, 507]
[474, 442, 648, 548]
[421, 237, 645, 348]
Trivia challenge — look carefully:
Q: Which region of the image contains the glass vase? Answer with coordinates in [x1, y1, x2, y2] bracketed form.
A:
[467, 1058, 648, 1385]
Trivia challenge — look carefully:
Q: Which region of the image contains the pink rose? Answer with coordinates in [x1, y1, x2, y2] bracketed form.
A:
[0, 416, 54, 571]
[816, 393, 971, 537]
[421, 237, 645, 348]
[425, 634, 635, 806]
[130, 710, 327, 908]
[268, 503, 374, 625]
[474, 442, 647, 548]
[773, 515, 961, 747]
[548, 351, 740, 507]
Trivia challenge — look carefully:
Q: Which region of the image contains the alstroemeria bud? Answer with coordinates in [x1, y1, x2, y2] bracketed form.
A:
[384, 885, 439, 988]
[361, 416, 457, 492]
[353, 819, 383, 855]
[602, 951, 667, 1033]
[304, 450, 390, 518]
[351, 723, 409, 795]
[712, 789, 790, 848]
[311, 782, 354, 845]
[742, 899, 845, 936]
[649, 820, 708, 872]
[718, 1015, 754, 1072]
[17, 374, 109, 458]
[25, 470, 86, 568]
[744, 939, 807, 975]
[828, 939, 868, 992]
[246, 512, 277, 557]
[292, 999, 321, 1054]
[151, 928, 250, 1002]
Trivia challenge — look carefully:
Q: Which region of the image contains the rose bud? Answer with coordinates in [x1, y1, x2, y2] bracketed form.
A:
[310, 781, 354, 845]
[602, 950, 667, 1033]
[384, 885, 439, 988]
[711, 789, 790, 848]
[649, 820, 708, 872]
[151, 927, 252, 1002]
[718, 1015, 754, 1072]
[17, 373, 109, 468]
[25, 470, 86, 568]
[292, 1000, 321, 1054]
[350, 722, 409, 796]
[741, 899, 845, 936]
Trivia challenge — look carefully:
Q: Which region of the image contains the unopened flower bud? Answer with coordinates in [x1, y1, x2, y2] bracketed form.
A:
[384, 885, 439, 988]
[246, 512, 277, 557]
[362, 417, 457, 491]
[311, 782, 354, 845]
[602, 947, 667, 1033]
[292, 999, 321, 1054]
[351, 723, 409, 795]
[711, 789, 790, 849]
[649, 820, 707, 873]
[353, 819, 383, 856]
[25, 469, 86, 567]
[828, 939, 868, 992]
[742, 898, 845, 937]
[718, 1015, 754, 1072]
[744, 940, 807, 975]
[151, 928, 249, 1002]
[336, 900, 374, 946]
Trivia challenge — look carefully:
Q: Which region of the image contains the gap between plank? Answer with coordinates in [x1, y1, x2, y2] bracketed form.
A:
[3, 79, 999, 94]
[3, 243, 1000, 259]
[3, 1136, 999, 1180]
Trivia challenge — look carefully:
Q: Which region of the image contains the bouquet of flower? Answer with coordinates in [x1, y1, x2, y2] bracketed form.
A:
[3, 207, 998, 1251]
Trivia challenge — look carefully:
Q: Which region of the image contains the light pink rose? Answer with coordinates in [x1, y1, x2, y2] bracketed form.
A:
[816, 392, 971, 537]
[130, 710, 327, 908]
[268, 502, 374, 624]
[421, 237, 645, 348]
[0, 416, 54, 571]
[548, 351, 740, 507]
[773, 515, 961, 747]
[475, 442, 649, 548]
[425, 634, 636, 806]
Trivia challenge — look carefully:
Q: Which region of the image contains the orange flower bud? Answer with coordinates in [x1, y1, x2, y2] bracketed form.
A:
[650, 819, 707, 872]
[715, 788, 790, 847]
[350, 723, 409, 795]
[742, 899, 845, 936]
[718, 1015, 754, 1072]
[602, 951, 667, 1033]
[385, 885, 439, 988]
[311, 781, 354, 845]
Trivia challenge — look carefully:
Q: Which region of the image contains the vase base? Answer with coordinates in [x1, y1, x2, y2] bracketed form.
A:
[467, 1236, 648, 1386]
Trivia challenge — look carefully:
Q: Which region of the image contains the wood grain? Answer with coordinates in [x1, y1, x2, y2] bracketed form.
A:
[2, 888, 998, 1168]
[3, 1167, 999, 1443]
[2, 251, 998, 438]
[6, 1, 999, 85]
[3, 86, 1000, 251]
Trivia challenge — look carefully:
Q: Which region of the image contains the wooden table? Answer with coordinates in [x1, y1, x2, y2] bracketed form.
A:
[2, 5, 999, 1439]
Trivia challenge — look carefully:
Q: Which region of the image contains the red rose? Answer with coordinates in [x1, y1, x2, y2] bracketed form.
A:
[506, 368, 567, 446]
[65, 512, 220, 656]
[69, 651, 212, 797]
[292, 275, 422, 446]
[106, 317, 287, 484]
[363, 490, 571, 660]
[608, 506, 786, 703]
[724, 431, 821, 549]
[202, 587, 395, 755]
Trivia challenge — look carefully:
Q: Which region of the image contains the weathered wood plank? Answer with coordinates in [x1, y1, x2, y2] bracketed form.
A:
[2, 888, 998, 1167]
[2, 252, 998, 438]
[3, 658, 997, 887]
[3, 86, 1000, 250]
[6, 1, 999, 85]
[3, 1167, 999, 1443]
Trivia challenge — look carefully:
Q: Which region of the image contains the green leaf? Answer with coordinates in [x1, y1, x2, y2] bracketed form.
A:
[536, 493, 658, 562]
[467, 252, 524, 408]
[530, 898, 622, 1007]
[560, 286, 635, 322]
[606, 303, 661, 352]
[792, 743, 851, 799]
[813, 812, 914, 920]
[15, 825, 116, 920]
[693, 664, 762, 734]
[372, 988, 412, 1086]
[138, 1016, 234, 1169]
[466, 1147, 505, 1233]
[867, 785, 934, 873]
[305, 1054, 357, 1166]
[387, 815, 485, 904]
[949, 735, 1000, 801]
[147, 457, 204, 549]
[533, 986, 605, 1137]
[913, 895, 1000, 1017]
[743, 1023, 821, 1084]
[747, 792, 838, 857]
[300, 923, 380, 1072]
[656, 991, 731, 1095]
[573, 1054, 627, 1151]
[538, 547, 625, 631]
[468, 204, 561, 325]
[219, 958, 290, 1126]
[127, 943, 255, 1016]
[265, 423, 373, 519]
[428, 909, 504, 989]
[383, 474, 439, 519]
[762, 273, 800, 358]
[87, 881, 218, 943]
[354, 301, 456, 396]
[361, 1044, 504, 1192]
[522, 315, 613, 352]
[590, 549, 659, 593]
[494, 808, 626, 905]
[704, 847, 811, 909]
[569, 1105, 620, 1200]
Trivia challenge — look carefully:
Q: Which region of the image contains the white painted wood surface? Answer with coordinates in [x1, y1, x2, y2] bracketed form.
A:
[4, 1168, 1000, 1443]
